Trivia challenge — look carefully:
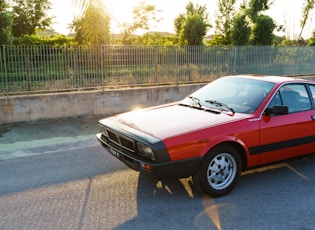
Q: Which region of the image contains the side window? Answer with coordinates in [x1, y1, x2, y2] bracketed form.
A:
[279, 84, 312, 113]
[267, 84, 312, 113]
[267, 91, 281, 109]
[309, 85, 315, 103]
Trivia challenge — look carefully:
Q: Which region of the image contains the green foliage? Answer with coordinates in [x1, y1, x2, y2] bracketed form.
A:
[112, 33, 176, 46]
[174, 1, 210, 45]
[174, 1, 209, 34]
[239, 0, 276, 46]
[246, 0, 270, 22]
[251, 15, 276, 45]
[131, 2, 162, 33]
[230, 14, 251, 45]
[13, 34, 75, 46]
[209, 34, 228, 46]
[209, 0, 277, 46]
[115, 26, 138, 45]
[69, 17, 84, 45]
[299, 0, 315, 40]
[69, 0, 110, 45]
[179, 14, 208, 45]
[118, 1, 162, 45]
[273, 35, 286, 45]
[11, 0, 54, 37]
[308, 31, 315, 46]
[174, 14, 186, 35]
[0, 1, 13, 44]
[281, 38, 307, 46]
[213, 0, 236, 45]
[144, 33, 176, 46]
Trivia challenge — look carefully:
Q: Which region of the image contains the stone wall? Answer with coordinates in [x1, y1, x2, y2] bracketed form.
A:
[0, 84, 205, 124]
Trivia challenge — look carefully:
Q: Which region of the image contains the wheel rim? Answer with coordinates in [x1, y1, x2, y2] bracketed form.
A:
[207, 152, 237, 190]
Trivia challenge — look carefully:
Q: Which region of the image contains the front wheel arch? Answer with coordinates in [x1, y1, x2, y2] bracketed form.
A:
[201, 141, 247, 171]
[193, 144, 243, 197]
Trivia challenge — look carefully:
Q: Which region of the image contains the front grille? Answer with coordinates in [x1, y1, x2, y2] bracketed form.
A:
[105, 128, 135, 152]
[107, 131, 119, 143]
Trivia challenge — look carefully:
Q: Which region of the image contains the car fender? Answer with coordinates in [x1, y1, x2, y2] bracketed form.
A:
[200, 135, 255, 168]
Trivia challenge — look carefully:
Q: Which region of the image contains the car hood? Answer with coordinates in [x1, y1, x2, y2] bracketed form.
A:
[108, 103, 249, 140]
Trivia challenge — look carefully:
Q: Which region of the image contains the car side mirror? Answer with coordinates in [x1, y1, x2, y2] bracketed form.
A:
[264, 105, 289, 115]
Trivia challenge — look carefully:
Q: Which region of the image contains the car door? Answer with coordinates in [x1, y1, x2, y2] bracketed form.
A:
[258, 83, 315, 165]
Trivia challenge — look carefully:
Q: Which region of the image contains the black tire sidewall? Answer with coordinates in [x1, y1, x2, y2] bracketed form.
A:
[197, 145, 242, 197]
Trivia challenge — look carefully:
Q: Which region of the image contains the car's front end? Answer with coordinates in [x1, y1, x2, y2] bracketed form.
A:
[97, 113, 203, 179]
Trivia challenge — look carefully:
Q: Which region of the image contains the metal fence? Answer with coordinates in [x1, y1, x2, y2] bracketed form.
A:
[1, 45, 315, 96]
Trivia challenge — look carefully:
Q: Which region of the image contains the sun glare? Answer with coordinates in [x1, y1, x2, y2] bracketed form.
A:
[50, 0, 313, 39]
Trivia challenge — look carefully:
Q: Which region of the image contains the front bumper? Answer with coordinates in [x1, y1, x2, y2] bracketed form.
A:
[97, 133, 202, 179]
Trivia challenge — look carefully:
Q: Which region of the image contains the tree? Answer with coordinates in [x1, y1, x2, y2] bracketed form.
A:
[174, 1, 209, 33]
[212, 0, 236, 45]
[119, 1, 162, 45]
[174, 1, 210, 45]
[251, 15, 275, 45]
[174, 14, 186, 35]
[298, 0, 315, 41]
[118, 23, 138, 45]
[308, 30, 315, 45]
[11, 0, 53, 37]
[69, 0, 110, 45]
[174, 1, 209, 34]
[131, 2, 162, 33]
[69, 17, 84, 44]
[230, 13, 251, 45]
[179, 14, 208, 45]
[246, 0, 271, 22]
[0, 0, 13, 44]
[245, 0, 276, 45]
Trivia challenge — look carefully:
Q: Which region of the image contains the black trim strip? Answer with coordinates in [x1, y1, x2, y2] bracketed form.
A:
[249, 135, 315, 155]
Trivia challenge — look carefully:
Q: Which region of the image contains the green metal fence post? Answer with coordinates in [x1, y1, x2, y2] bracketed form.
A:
[282, 46, 285, 76]
[233, 46, 237, 75]
[175, 46, 178, 86]
[3, 45, 9, 97]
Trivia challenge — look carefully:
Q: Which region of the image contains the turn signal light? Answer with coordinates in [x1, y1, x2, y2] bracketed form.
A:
[140, 162, 152, 171]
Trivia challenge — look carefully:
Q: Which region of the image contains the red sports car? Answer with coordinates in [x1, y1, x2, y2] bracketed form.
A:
[97, 75, 315, 197]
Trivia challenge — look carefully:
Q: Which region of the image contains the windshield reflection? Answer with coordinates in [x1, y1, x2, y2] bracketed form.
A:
[183, 76, 275, 114]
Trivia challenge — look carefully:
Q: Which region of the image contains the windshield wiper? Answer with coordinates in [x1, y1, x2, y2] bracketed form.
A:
[205, 100, 235, 115]
[188, 96, 201, 107]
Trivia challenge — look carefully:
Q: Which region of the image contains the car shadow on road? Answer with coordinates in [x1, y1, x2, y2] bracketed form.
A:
[114, 173, 237, 230]
[114, 155, 315, 230]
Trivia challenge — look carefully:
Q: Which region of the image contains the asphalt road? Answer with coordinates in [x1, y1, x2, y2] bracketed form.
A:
[1, 117, 315, 230]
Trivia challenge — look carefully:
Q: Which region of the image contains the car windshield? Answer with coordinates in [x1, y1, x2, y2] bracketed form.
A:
[182, 76, 275, 114]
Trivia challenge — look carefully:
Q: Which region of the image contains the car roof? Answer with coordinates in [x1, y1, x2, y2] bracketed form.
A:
[227, 74, 314, 84]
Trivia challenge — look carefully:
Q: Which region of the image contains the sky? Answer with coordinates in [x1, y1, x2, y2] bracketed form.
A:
[49, 0, 315, 39]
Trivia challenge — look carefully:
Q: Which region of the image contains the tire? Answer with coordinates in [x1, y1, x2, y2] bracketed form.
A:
[193, 145, 242, 197]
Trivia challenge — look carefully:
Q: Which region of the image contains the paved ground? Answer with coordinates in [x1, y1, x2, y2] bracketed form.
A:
[1, 116, 315, 229]
[0, 116, 103, 160]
